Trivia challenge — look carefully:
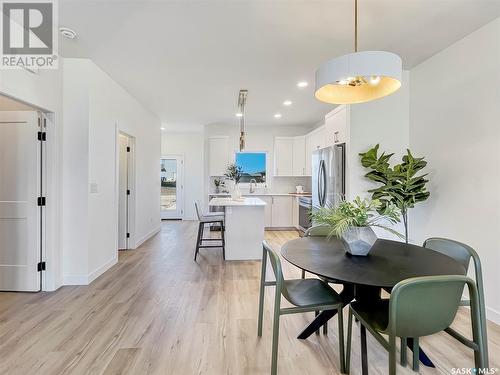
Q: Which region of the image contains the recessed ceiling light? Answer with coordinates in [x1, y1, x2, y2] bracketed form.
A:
[297, 81, 308, 88]
[236, 112, 243, 117]
[160, 127, 166, 131]
[274, 113, 282, 119]
[59, 27, 77, 39]
[283, 100, 292, 106]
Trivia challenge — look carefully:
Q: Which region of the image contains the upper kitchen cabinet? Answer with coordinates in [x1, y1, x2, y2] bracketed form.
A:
[325, 105, 349, 145]
[274, 137, 294, 176]
[274, 136, 308, 177]
[292, 136, 306, 176]
[305, 125, 326, 175]
[208, 136, 229, 176]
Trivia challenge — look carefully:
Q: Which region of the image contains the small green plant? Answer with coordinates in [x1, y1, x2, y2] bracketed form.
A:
[359, 145, 430, 243]
[214, 178, 222, 187]
[224, 163, 242, 184]
[311, 197, 403, 239]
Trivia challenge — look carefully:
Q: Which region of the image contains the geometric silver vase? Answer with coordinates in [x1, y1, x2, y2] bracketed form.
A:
[341, 226, 377, 256]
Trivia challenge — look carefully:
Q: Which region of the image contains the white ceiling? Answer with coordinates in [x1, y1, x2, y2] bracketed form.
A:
[60, 0, 500, 130]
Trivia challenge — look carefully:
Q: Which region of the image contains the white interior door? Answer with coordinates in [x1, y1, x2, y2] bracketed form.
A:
[118, 134, 130, 249]
[161, 155, 183, 219]
[0, 111, 42, 291]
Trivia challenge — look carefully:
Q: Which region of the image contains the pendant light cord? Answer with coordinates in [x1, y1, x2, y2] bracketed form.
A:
[354, 0, 358, 52]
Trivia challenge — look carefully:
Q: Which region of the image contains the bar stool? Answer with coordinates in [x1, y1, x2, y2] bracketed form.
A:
[194, 201, 225, 261]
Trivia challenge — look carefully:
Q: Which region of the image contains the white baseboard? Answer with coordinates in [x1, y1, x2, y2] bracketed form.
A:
[486, 306, 500, 325]
[63, 256, 118, 286]
[62, 274, 89, 285]
[134, 226, 161, 248]
[88, 256, 118, 284]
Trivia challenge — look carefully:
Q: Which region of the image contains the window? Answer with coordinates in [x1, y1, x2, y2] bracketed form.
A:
[235, 152, 267, 184]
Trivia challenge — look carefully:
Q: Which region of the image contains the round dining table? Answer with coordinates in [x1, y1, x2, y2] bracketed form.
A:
[281, 236, 467, 367]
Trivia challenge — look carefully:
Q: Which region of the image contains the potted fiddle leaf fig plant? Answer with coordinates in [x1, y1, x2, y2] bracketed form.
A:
[359, 145, 430, 243]
[225, 163, 243, 200]
[311, 197, 402, 256]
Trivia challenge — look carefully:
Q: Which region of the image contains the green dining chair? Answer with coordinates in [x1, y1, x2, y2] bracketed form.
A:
[423, 237, 489, 367]
[257, 241, 346, 375]
[345, 275, 486, 375]
[301, 225, 342, 335]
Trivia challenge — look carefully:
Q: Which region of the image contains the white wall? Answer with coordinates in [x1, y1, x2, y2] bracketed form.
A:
[409, 18, 500, 323]
[347, 71, 411, 201]
[63, 58, 161, 284]
[161, 131, 205, 220]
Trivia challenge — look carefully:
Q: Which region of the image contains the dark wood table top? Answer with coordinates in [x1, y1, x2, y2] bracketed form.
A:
[281, 237, 466, 288]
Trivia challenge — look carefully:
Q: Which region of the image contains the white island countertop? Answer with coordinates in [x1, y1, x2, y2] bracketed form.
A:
[209, 197, 266, 206]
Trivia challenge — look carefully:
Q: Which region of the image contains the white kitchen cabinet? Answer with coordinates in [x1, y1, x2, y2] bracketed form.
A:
[305, 125, 326, 175]
[292, 136, 306, 176]
[274, 137, 293, 176]
[292, 196, 299, 229]
[260, 196, 273, 228]
[208, 136, 229, 176]
[325, 105, 348, 145]
[271, 196, 293, 227]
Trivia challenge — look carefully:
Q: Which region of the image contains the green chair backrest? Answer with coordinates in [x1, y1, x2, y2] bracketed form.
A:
[263, 241, 296, 302]
[304, 225, 332, 237]
[263, 240, 284, 283]
[423, 237, 474, 271]
[389, 275, 473, 338]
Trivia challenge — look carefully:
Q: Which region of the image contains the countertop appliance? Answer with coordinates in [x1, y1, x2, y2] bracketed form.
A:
[312, 143, 346, 209]
[298, 196, 312, 232]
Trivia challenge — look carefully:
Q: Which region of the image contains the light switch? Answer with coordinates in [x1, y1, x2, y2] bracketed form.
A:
[90, 183, 98, 194]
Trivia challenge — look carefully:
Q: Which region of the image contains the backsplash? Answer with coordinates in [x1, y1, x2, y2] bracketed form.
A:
[209, 176, 311, 195]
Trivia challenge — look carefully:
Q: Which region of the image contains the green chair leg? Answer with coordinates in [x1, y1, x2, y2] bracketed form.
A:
[346, 309, 353, 374]
[412, 337, 419, 372]
[469, 282, 487, 370]
[400, 337, 407, 366]
[257, 249, 267, 337]
[337, 308, 346, 373]
[389, 335, 397, 375]
[271, 286, 281, 375]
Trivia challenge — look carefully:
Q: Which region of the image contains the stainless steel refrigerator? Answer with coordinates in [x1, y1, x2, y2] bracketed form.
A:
[312, 143, 346, 209]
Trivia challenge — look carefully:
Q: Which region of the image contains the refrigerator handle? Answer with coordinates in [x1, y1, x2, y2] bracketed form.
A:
[320, 160, 327, 206]
[317, 160, 323, 206]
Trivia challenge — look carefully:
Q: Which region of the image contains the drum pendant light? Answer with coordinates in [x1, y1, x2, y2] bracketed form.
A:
[315, 0, 402, 104]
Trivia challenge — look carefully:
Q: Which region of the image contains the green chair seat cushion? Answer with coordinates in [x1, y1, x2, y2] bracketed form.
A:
[350, 300, 390, 333]
[283, 279, 342, 308]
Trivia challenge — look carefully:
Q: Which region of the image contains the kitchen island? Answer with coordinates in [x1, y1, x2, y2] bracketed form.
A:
[209, 197, 266, 260]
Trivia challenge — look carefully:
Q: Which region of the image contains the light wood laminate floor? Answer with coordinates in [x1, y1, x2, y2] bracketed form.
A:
[0, 221, 498, 375]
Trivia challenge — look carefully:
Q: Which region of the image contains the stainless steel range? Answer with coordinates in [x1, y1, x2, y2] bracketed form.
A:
[298, 196, 312, 232]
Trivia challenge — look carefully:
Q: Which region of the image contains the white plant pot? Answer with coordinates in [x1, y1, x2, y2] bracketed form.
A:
[231, 183, 242, 200]
[341, 226, 378, 256]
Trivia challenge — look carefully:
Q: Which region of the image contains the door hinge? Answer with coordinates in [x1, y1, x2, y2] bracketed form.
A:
[38, 131, 46, 141]
[126, 189, 131, 195]
[126, 233, 130, 238]
[37, 261, 46, 272]
[37, 197, 46, 206]
[126, 146, 131, 152]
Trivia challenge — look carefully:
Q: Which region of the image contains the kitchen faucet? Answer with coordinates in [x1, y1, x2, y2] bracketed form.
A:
[249, 178, 257, 194]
